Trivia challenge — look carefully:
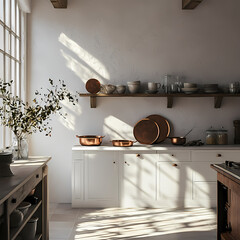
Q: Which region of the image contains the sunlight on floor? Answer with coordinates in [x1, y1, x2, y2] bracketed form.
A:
[49, 204, 216, 240]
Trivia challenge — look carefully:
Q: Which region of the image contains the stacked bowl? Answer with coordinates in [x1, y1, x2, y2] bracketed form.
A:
[203, 84, 219, 93]
[127, 81, 140, 93]
[182, 83, 198, 94]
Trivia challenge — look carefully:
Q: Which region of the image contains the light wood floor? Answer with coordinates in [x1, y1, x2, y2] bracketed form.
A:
[49, 204, 217, 240]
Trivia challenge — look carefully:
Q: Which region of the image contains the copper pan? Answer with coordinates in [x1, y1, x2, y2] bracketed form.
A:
[111, 140, 137, 147]
[76, 135, 104, 146]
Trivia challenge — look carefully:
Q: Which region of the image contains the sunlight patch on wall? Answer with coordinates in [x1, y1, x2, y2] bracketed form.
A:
[103, 116, 134, 141]
[59, 33, 110, 82]
[56, 99, 81, 131]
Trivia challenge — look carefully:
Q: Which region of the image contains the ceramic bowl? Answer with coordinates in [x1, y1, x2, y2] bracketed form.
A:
[17, 202, 31, 216]
[183, 83, 197, 88]
[116, 85, 126, 94]
[100, 84, 116, 94]
[127, 81, 140, 85]
[128, 84, 140, 93]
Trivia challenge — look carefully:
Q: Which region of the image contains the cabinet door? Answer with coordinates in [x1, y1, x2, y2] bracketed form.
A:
[157, 161, 192, 207]
[85, 151, 118, 207]
[120, 152, 158, 207]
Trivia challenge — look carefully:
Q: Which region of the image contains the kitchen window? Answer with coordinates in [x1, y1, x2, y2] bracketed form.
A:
[0, 0, 26, 149]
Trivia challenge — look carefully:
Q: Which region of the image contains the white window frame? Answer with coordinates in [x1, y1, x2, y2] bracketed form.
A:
[0, 0, 26, 150]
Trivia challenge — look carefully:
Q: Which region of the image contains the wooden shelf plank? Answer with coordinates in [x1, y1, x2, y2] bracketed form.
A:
[50, 0, 67, 8]
[10, 201, 42, 240]
[79, 92, 240, 109]
[182, 0, 203, 9]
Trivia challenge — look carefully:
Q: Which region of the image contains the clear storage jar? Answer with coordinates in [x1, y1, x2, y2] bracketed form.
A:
[206, 130, 217, 145]
[216, 129, 228, 145]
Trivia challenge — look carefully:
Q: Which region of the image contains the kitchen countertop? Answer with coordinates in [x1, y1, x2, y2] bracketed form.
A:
[72, 143, 240, 151]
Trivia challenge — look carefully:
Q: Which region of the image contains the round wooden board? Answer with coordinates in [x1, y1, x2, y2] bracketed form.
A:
[147, 114, 170, 143]
[85, 79, 101, 94]
[133, 118, 160, 145]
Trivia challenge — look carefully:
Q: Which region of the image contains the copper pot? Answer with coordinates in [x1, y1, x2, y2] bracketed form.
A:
[170, 137, 186, 145]
[111, 140, 136, 147]
[76, 135, 104, 146]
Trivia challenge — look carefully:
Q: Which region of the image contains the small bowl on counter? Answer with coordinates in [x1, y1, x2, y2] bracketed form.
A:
[111, 140, 136, 147]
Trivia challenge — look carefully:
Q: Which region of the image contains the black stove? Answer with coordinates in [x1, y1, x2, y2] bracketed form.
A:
[213, 161, 240, 181]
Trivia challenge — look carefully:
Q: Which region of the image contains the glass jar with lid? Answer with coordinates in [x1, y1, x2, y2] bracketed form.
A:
[216, 127, 228, 145]
[206, 128, 217, 145]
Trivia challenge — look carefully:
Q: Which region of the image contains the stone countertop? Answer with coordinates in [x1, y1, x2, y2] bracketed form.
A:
[72, 144, 240, 151]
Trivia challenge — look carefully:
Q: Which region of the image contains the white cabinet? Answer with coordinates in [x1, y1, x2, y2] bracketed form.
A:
[72, 147, 240, 208]
[191, 150, 240, 207]
[119, 151, 158, 207]
[72, 151, 118, 208]
[156, 151, 192, 207]
[157, 161, 192, 208]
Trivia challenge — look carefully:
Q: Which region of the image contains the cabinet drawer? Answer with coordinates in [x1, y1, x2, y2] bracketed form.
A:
[157, 151, 191, 162]
[121, 151, 158, 162]
[72, 150, 84, 160]
[9, 168, 42, 214]
[192, 150, 240, 163]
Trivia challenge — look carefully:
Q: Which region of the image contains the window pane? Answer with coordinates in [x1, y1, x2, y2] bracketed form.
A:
[16, 4, 20, 36]
[5, 0, 10, 27]
[5, 29, 10, 54]
[11, 59, 16, 94]
[11, 0, 16, 32]
[0, 53, 3, 80]
[5, 56, 10, 83]
[16, 61, 20, 96]
[16, 38, 19, 60]
[0, 25, 3, 50]
[0, 0, 3, 22]
[11, 34, 15, 57]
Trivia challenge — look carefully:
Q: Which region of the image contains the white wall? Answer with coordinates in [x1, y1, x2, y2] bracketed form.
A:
[28, 0, 240, 203]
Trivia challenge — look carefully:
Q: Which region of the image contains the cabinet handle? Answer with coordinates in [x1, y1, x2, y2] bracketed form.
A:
[136, 154, 141, 157]
[113, 161, 116, 164]
[217, 154, 222, 157]
[36, 174, 39, 178]
[11, 198, 17, 203]
[171, 154, 175, 157]
[125, 161, 130, 166]
[172, 163, 178, 167]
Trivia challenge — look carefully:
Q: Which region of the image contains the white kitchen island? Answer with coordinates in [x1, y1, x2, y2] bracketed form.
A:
[72, 144, 240, 208]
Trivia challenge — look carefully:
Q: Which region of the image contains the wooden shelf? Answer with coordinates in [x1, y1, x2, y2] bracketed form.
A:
[79, 93, 240, 109]
[10, 201, 42, 240]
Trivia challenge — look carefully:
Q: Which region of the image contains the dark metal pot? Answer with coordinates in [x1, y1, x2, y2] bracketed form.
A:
[169, 137, 186, 145]
[76, 135, 104, 146]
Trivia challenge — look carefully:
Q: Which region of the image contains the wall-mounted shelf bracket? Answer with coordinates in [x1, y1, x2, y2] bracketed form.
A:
[182, 0, 203, 9]
[50, 0, 67, 8]
[167, 97, 173, 108]
[214, 96, 223, 108]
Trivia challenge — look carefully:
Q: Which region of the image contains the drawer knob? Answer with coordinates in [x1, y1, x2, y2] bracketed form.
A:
[136, 154, 141, 157]
[171, 154, 175, 157]
[172, 163, 178, 167]
[36, 174, 39, 178]
[113, 161, 116, 164]
[217, 154, 222, 157]
[11, 198, 17, 203]
[125, 161, 130, 166]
